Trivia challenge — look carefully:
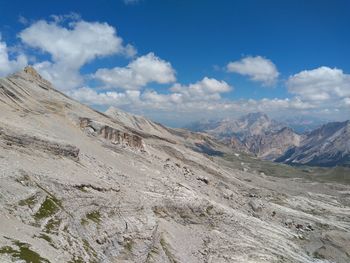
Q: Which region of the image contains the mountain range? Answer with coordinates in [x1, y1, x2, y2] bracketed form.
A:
[186, 112, 350, 167]
[0, 67, 350, 263]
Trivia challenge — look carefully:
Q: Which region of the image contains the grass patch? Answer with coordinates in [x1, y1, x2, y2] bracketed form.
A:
[37, 233, 52, 244]
[35, 233, 56, 249]
[86, 211, 101, 224]
[34, 196, 60, 221]
[0, 239, 50, 263]
[123, 238, 134, 252]
[82, 239, 97, 259]
[44, 217, 61, 234]
[68, 256, 85, 263]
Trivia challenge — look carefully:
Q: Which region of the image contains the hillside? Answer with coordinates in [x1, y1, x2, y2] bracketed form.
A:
[0, 67, 349, 263]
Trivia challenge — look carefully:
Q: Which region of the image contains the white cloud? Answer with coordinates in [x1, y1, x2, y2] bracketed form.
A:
[170, 77, 231, 101]
[70, 87, 140, 106]
[33, 61, 83, 90]
[94, 53, 176, 90]
[227, 56, 279, 86]
[0, 37, 28, 77]
[69, 77, 231, 111]
[287, 66, 350, 102]
[19, 18, 136, 90]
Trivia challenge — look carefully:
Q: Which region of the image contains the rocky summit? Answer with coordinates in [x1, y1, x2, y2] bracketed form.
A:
[1, 69, 350, 263]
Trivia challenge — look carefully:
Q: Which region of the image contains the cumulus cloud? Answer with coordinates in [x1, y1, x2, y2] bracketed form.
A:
[70, 77, 232, 111]
[0, 37, 27, 77]
[69, 87, 140, 106]
[170, 77, 231, 101]
[227, 56, 279, 86]
[287, 66, 350, 102]
[19, 18, 136, 90]
[94, 53, 176, 90]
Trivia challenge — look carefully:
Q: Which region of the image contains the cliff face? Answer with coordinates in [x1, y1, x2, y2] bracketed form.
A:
[80, 117, 145, 151]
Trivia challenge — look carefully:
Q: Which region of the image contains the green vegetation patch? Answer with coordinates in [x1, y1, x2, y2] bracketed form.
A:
[123, 238, 134, 252]
[44, 217, 61, 234]
[82, 239, 97, 259]
[34, 196, 60, 221]
[33, 233, 57, 249]
[86, 211, 101, 224]
[0, 239, 50, 263]
[68, 256, 85, 263]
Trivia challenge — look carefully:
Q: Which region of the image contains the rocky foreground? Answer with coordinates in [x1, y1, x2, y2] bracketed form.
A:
[0, 68, 350, 262]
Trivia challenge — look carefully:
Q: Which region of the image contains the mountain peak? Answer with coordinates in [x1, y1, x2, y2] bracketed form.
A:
[23, 66, 42, 79]
[238, 112, 270, 124]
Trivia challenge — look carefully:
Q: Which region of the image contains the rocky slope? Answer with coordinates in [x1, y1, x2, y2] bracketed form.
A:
[0, 67, 350, 263]
[276, 121, 350, 167]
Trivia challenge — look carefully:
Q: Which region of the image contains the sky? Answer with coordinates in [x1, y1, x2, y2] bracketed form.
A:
[0, 0, 349, 126]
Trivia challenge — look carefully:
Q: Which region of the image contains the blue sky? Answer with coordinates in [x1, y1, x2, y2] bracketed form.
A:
[0, 0, 349, 126]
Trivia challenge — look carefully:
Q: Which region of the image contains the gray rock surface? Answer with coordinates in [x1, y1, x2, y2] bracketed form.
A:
[0, 68, 349, 262]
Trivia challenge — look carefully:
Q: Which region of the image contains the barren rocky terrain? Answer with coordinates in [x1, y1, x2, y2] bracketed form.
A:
[0, 67, 350, 263]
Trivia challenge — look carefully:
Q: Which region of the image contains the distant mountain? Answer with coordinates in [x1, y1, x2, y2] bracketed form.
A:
[244, 127, 304, 160]
[186, 113, 350, 167]
[276, 121, 350, 167]
[206, 112, 284, 139]
[186, 112, 301, 160]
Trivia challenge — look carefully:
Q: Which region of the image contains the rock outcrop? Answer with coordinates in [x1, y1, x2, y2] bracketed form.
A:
[80, 117, 145, 151]
[0, 127, 79, 161]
